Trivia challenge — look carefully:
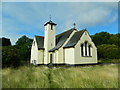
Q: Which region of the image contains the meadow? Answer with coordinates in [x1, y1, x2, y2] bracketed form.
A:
[2, 64, 118, 88]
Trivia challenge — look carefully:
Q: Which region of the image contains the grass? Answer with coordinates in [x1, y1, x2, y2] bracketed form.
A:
[2, 64, 118, 88]
[98, 59, 120, 63]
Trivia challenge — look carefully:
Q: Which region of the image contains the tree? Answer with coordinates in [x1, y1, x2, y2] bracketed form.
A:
[91, 32, 111, 46]
[15, 35, 33, 64]
[0, 37, 11, 46]
[97, 44, 120, 59]
[16, 35, 33, 47]
[2, 46, 21, 68]
[108, 35, 120, 47]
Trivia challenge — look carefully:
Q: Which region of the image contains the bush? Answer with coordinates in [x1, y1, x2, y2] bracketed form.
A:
[2, 46, 21, 68]
[97, 44, 120, 59]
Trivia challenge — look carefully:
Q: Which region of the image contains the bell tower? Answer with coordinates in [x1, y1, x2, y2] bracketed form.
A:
[44, 20, 57, 64]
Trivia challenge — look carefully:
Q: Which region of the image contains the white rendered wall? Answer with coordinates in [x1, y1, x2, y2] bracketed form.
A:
[56, 30, 77, 64]
[44, 24, 56, 64]
[74, 31, 97, 64]
[38, 50, 44, 64]
[30, 37, 44, 65]
[65, 48, 75, 64]
[30, 37, 38, 64]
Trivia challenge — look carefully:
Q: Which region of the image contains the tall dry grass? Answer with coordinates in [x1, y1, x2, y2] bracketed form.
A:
[2, 64, 118, 88]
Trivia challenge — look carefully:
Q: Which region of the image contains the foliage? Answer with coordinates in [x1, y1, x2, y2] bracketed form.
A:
[16, 35, 33, 46]
[91, 32, 111, 46]
[2, 64, 118, 88]
[2, 35, 33, 68]
[98, 59, 120, 63]
[15, 35, 33, 64]
[97, 44, 120, 59]
[2, 46, 21, 68]
[108, 34, 120, 47]
[2, 32, 120, 68]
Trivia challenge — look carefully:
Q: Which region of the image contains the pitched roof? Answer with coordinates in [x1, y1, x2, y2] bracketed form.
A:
[35, 36, 44, 50]
[49, 28, 76, 52]
[34, 29, 85, 51]
[44, 20, 57, 26]
[63, 29, 86, 48]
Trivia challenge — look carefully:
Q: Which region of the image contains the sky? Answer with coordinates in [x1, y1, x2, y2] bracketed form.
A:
[1, 2, 118, 45]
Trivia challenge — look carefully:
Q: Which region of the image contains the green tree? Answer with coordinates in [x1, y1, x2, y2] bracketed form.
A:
[97, 44, 120, 59]
[108, 35, 120, 47]
[15, 35, 33, 64]
[91, 32, 111, 46]
[2, 46, 21, 68]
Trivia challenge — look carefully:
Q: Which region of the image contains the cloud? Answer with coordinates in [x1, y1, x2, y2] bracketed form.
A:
[2, 2, 118, 44]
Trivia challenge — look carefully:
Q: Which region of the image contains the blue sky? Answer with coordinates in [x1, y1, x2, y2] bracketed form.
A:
[2, 2, 118, 45]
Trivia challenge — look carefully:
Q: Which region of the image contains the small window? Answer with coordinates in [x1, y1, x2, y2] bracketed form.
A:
[50, 54, 53, 64]
[51, 25, 53, 30]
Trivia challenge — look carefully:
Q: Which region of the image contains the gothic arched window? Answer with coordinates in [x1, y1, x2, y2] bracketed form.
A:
[80, 41, 92, 57]
[88, 45, 91, 56]
[85, 41, 87, 56]
[81, 44, 84, 56]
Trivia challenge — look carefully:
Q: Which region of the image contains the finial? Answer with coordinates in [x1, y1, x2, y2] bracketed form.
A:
[49, 15, 51, 21]
[73, 23, 76, 29]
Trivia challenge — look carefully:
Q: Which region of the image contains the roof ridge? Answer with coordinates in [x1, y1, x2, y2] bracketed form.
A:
[56, 28, 76, 37]
[63, 29, 86, 48]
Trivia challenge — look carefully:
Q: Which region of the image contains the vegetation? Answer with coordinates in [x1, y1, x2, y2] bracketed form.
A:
[97, 44, 120, 59]
[2, 35, 33, 68]
[2, 64, 118, 88]
[2, 32, 120, 68]
[2, 32, 119, 88]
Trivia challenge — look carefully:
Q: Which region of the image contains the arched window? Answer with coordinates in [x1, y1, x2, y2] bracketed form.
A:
[88, 45, 91, 56]
[81, 41, 92, 57]
[85, 41, 87, 56]
[81, 44, 84, 56]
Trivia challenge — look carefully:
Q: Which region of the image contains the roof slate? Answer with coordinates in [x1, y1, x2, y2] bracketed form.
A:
[34, 28, 86, 51]
[63, 29, 86, 48]
[49, 28, 76, 52]
[35, 36, 44, 50]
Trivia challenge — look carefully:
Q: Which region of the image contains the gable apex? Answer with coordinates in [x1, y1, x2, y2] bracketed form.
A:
[63, 29, 86, 48]
[44, 20, 57, 26]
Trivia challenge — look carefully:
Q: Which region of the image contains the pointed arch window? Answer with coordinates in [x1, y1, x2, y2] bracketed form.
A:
[81, 44, 84, 56]
[85, 41, 87, 56]
[80, 41, 92, 57]
[88, 45, 91, 56]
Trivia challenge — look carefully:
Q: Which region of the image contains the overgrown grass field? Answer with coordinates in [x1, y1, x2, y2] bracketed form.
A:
[2, 64, 118, 88]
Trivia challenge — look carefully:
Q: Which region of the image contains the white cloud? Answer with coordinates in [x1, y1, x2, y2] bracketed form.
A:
[2, 2, 118, 44]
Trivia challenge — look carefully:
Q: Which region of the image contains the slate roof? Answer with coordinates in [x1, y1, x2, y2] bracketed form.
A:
[44, 20, 57, 26]
[49, 28, 77, 52]
[34, 28, 86, 51]
[35, 36, 44, 50]
[63, 29, 86, 48]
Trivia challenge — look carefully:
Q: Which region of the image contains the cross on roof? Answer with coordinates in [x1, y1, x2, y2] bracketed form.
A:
[49, 15, 51, 21]
[73, 23, 76, 29]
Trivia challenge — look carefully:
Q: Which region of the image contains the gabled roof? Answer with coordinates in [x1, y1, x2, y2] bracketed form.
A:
[63, 29, 86, 48]
[35, 36, 44, 50]
[44, 20, 57, 26]
[49, 28, 76, 52]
